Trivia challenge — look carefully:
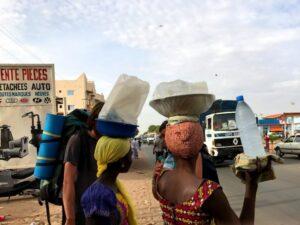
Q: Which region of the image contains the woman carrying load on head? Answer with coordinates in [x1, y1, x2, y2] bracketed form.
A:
[153, 121, 269, 225]
[81, 136, 137, 225]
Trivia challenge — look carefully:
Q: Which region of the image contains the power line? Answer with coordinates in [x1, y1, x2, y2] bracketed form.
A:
[0, 7, 43, 62]
[0, 26, 43, 62]
[0, 44, 21, 62]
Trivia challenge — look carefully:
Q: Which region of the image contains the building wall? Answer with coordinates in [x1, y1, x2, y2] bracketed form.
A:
[263, 113, 300, 137]
[280, 113, 300, 137]
[55, 73, 104, 114]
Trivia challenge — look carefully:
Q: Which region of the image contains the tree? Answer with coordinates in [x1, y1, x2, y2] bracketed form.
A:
[148, 125, 160, 133]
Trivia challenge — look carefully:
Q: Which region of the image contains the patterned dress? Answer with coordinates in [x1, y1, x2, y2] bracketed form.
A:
[156, 179, 220, 225]
[81, 181, 129, 225]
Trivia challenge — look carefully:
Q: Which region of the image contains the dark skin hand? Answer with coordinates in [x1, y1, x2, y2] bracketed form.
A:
[156, 156, 268, 225]
[202, 159, 266, 225]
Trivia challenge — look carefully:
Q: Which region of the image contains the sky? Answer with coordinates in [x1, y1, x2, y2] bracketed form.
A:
[0, 0, 299, 132]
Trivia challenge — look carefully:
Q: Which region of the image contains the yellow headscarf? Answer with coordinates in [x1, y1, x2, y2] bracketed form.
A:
[94, 136, 137, 225]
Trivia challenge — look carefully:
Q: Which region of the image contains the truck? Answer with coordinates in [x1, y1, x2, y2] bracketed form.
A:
[200, 99, 243, 163]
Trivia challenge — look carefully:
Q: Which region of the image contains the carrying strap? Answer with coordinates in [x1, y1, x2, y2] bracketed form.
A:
[39, 138, 61, 144]
[46, 200, 51, 225]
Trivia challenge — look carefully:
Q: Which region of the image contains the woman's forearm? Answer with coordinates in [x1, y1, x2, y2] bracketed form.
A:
[239, 183, 258, 225]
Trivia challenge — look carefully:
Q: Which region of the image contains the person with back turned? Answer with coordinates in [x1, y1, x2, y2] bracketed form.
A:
[63, 102, 104, 225]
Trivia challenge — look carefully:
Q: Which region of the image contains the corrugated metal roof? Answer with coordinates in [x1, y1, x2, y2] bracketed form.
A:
[264, 114, 283, 119]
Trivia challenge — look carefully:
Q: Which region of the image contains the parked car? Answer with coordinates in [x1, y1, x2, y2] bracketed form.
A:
[275, 134, 300, 158]
[146, 136, 155, 145]
[141, 136, 148, 144]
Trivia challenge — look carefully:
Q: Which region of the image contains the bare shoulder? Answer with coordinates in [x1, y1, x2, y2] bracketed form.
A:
[157, 169, 173, 194]
[158, 171, 202, 204]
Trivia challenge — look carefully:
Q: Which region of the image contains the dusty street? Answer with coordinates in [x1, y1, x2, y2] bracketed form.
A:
[1, 144, 300, 225]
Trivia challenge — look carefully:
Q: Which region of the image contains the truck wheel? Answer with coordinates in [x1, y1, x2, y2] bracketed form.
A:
[297, 155, 300, 160]
[212, 158, 224, 165]
[275, 147, 284, 157]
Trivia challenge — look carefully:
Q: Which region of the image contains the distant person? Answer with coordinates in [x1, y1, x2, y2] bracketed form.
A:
[153, 121, 168, 161]
[131, 138, 139, 159]
[264, 134, 270, 152]
[63, 102, 104, 225]
[81, 136, 137, 225]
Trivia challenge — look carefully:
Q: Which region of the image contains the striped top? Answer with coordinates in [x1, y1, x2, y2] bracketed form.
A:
[157, 179, 220, 225]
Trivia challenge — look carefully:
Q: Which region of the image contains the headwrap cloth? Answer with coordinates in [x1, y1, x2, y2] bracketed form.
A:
[94, 136, 137, 225]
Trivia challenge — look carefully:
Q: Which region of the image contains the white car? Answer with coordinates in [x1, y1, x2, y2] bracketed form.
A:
[146, 136, 155, 145]
[275, 134, 300, 158]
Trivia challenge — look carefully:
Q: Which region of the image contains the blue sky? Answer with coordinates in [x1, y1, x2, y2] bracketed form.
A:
[0, 0, 299, 132]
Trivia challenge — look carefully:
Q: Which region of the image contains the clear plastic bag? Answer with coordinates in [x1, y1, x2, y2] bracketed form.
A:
[152, 80, 209, 100]
[99, 74, 150, 125]
[150, 80, 215, 117]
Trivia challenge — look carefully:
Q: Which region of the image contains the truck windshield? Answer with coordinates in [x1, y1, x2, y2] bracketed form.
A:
[213, 113, 237, 131]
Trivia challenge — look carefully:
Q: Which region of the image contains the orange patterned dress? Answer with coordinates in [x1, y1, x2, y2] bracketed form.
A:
[156, 179, 220, 225]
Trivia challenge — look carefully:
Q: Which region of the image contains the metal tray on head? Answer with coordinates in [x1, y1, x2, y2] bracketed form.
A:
[150, 94, 215, 118]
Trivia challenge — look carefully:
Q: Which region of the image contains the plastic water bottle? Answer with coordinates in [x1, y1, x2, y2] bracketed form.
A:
[235, 95, 265, 158]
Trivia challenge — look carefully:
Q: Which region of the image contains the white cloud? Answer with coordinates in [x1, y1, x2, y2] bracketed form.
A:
[0, 0, 300, 131]
[272, 79, 300, 89]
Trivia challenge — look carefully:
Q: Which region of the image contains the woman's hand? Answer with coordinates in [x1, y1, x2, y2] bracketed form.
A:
[152, 161, 163, 200]
[244, 157, 272, 186]
[244, 157, 262, 186]
[154, 161, 163, 177]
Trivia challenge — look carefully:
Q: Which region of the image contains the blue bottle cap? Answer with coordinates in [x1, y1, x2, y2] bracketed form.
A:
[236, 95, 244, 102]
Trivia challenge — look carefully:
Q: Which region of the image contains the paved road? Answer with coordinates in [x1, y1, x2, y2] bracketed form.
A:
[141, 144, 300, 225]
[1, 144, 299, 225]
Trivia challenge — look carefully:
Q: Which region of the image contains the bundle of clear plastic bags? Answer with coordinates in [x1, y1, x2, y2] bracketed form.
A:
[99, 74, 150, 125]
[150, 80, 215, 118]
[152, 80, 209, 100]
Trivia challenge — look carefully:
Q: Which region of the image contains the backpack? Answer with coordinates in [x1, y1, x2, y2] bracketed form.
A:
[38, 109, 90, 225]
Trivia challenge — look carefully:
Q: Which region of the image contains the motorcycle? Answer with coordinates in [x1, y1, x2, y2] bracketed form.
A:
[0, 112, 43, 198]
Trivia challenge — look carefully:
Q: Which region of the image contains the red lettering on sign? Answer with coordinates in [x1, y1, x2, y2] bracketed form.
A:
[15, 69, 19, 80]
[42, 69, 48, 80]
[22, 68, 48, 81]
[0, 68, 19, 81]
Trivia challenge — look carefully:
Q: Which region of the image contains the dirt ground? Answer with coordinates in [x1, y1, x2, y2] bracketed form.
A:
[0, 150, 162, 225]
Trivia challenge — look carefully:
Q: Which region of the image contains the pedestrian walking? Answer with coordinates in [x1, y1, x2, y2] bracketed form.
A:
[81, 136, 137, 225]
[264, 134, 270, 152]
[63, 102, 103, 225]
[131, 138, 139, 159]
[138, 138, 142, 150]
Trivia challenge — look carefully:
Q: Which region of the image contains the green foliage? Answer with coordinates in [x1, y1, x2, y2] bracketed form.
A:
[148, 125, 160, 133]
[269, 133, 282, 143]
